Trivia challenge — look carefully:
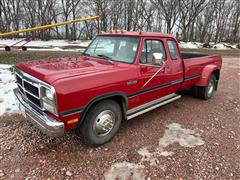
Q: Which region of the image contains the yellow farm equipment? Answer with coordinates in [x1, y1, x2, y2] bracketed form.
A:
[0, 16, 99, 51]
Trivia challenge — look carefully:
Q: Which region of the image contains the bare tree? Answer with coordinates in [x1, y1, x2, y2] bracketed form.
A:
[151, 0, 179, 33]
[213, 0, 233, 43]
[196, 0, 217, 42]
[178, 0, 207, 41]
[0, 0, 239, 43]
[229, 0, 240, 43]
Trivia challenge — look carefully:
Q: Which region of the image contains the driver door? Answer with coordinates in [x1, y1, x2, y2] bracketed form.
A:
[138, 38, 176, 104]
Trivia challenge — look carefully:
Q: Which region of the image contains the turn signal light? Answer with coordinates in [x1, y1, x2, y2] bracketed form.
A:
[67, 118, 79, 124]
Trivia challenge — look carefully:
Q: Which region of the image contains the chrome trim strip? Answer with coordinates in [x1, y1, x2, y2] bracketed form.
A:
[127, 93, 177, 115]
[126, 93, 181, 120]
[14, 88, 64, 137]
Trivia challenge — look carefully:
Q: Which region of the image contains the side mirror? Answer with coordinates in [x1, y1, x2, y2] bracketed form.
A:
[152, 53, 165, 66]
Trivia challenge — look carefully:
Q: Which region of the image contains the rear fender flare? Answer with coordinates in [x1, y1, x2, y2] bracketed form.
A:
[196, 65, 218, 86]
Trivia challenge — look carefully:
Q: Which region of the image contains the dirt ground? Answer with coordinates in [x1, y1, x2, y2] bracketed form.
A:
[0, 51, 240, 179]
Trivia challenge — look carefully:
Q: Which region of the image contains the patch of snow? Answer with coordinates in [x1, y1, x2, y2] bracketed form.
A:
[0, 39, 90, 52]
[0, 64, 19, 116]
[104, 162, 146, 180]
[137, 147, 160, 166]
[137, 123, 204, 166]
[159, 123, 204, 147]
[104, 123, 204, 178]
[179, 41, 201, 49]
[178, 41, 239, 50]
[232, 44, 239, 49]
[212, 43, 229, 50]
[25, 47, 85, 52]
[0, 39, 90, 47]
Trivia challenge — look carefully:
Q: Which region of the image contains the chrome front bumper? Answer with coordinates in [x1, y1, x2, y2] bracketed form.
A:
[14, 88, 64, 137]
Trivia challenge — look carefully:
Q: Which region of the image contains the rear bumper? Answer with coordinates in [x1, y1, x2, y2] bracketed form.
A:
[14, 88, 64, 137]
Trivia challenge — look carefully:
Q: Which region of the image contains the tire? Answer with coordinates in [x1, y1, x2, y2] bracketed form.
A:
[21, 46, 27, 51]
[81, 100, 122, 147]
[198, 74, 216, 100]
[5, 46, 11, 51]
[190, 86, 199, 97]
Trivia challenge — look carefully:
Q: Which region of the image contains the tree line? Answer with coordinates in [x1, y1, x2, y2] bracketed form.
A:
[0, 0, 239, 43]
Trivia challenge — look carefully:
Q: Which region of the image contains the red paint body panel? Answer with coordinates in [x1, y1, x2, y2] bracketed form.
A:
[180, 55, 222, 90]
[16, 32, 222, 131]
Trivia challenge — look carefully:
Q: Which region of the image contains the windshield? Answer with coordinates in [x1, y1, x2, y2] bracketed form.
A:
[84, 36, 140, 63]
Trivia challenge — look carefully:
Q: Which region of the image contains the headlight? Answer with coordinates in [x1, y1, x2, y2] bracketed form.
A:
[41, 86, 57, 115]
[45, 88, 54, 100]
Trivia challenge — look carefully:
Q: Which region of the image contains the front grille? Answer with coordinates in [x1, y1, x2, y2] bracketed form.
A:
[18, 84, 24, 94]
[24, 81, 39, 96]
[15, 70, 41, 108]
[16, 75, 23, 86]
[26, 93, 41, 107]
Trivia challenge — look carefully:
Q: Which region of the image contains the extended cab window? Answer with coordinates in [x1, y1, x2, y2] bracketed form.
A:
[84, 36, 140, 63]
[140, 40, 166, 64]
[167, 40, 179, 60]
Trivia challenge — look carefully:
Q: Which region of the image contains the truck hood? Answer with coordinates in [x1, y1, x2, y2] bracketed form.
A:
[16, 56, 125, 84]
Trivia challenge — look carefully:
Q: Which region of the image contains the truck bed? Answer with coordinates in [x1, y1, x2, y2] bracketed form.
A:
[181, 52, 209, 60]
[179, 52, 222, 91]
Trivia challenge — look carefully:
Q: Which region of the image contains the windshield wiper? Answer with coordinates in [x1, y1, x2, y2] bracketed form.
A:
[97, 54, 114, 63]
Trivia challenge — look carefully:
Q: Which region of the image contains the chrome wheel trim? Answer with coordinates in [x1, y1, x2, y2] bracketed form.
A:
[207, 79, 214, 97]
[93, 110, 116, 137]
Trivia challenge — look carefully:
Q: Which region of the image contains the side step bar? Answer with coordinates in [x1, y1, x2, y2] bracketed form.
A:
[126, 93, 181, 120]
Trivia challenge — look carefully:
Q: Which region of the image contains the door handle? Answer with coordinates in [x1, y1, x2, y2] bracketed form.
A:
[165, 65, 169, 69]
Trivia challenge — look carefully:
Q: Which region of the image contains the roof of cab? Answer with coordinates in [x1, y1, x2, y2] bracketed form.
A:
[98, 31, 175, 39]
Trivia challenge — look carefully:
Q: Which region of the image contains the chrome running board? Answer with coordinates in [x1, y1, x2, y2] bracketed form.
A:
[126, 93, 181, 120]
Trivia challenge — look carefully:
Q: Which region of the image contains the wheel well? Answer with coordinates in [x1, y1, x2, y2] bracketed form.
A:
[212, 69, 220, 80]
[77, 94, 128, 127]
[111, 96, 127, 118]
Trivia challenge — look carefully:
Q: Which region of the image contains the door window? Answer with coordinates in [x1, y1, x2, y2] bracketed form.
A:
[140, 40, 166, 64]
[167, 40, 179, 60]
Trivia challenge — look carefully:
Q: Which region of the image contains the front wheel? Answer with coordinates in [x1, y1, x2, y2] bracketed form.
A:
[198, 75, 216, 100]
[80, 100, 122, 147]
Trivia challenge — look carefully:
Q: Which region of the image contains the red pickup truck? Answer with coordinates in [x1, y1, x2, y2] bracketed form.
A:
[14, 31, 222, 147]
